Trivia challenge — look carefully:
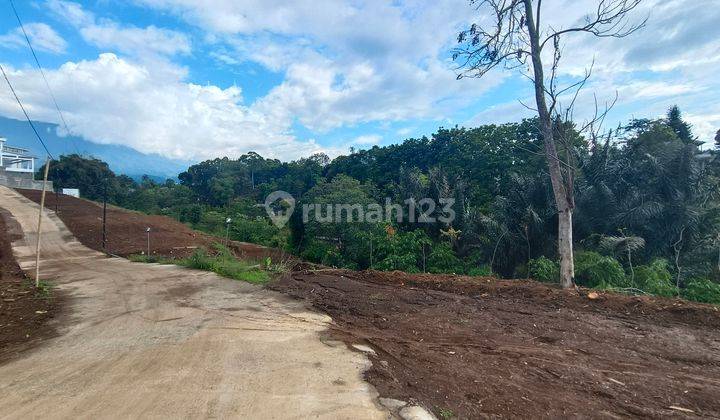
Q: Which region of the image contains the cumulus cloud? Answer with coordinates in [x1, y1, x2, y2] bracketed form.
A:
[47, 0, 190, 58]
[0, 54, 328, 160]
[135, 0, 499, 130]
[3, 0, 719, 163]
[463, 0, 720, 145]
[0, 22, 67, 54]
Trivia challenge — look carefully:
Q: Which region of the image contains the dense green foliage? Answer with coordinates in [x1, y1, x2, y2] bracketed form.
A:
[681, 278, 720, 304]
[574, 251, 630, 289]
[528, 257, 559, 283]
[43, 106, 720, 304]
[633, 259, 678, 297]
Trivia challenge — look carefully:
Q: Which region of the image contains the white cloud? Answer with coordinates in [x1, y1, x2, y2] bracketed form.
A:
[134, 0, 499, 131]
[4, 0, 718, 163]
[47, 0, 190, 58]
[463, 0, 720, 145]
[0, 54, 328, 161]
[80, 22, 190, 57]
[352, 135, 382, 146]
[0, 23, 67, 54]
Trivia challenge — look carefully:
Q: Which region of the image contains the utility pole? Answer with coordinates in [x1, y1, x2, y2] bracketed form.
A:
[146, 227, 151, 256]
[102, 179, 107, 253]
[225, 217, 232, 246]
[34, 157, 50, 287]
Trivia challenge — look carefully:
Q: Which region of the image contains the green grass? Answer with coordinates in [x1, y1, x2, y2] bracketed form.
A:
[127, 254, 162, 263]
[22, 278, 54, 299]
[437, 408, 455, 419]
[128, 243, 270, 284]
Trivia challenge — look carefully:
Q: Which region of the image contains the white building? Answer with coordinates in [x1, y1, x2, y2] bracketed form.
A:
[0, 137, 50, 191]
[0, 137, 36, 173]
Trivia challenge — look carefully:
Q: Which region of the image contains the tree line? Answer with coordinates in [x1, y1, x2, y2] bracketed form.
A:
[39, 107, 720, 304]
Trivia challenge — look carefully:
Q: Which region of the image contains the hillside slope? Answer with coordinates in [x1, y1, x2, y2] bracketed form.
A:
[16, 187, 720, 418]
[17, 189, 286, 262]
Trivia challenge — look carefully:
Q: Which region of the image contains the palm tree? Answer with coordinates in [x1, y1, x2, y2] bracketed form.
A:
[600, 232, 645, 283]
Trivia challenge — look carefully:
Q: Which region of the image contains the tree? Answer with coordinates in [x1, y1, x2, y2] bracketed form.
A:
[39, 154, 123, 201]
[454, 0, 646, 288]
[667, 105, 695, 144]
[600, 232, 645, 283]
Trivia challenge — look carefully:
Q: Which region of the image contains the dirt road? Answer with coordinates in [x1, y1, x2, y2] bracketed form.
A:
[0, 186, 387, 419]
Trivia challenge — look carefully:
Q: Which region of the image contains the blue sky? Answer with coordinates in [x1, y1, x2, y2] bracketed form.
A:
[1, 0, 719, 169]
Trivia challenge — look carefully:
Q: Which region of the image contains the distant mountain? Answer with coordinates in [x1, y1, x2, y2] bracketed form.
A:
[0, 116, 192, 179]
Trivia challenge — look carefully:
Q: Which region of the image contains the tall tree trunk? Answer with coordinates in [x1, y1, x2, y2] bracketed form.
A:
[557, 209, 574, 287]
[523, 0, 575, 288]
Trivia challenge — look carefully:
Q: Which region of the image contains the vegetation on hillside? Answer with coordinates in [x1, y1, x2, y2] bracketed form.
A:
[128, 244, 271, 284]
[40, 108, 720, 304]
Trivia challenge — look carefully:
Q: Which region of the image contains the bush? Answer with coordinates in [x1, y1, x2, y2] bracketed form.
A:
[426, 243, 464, 274]
[178, 246, 269, 284]
[528, 256, 559, 283]
[682, 278, 720, 305]
[179, 204, 203, 224]
[467, 264, 493, 277]
[372, 230, 429, 273]
[374, 253, 420, 272]
[300, 240, 345, 267]
[574, 251, 629, 289]
[128, 254, 162, 264]
[186, 248, 214, 270]
[633, 259, 678, 297]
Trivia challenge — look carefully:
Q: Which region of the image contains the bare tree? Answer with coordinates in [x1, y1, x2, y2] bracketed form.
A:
[454, 0, 646, 288]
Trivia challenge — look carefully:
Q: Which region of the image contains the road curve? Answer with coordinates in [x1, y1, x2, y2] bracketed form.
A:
[0, 186, 387, 419]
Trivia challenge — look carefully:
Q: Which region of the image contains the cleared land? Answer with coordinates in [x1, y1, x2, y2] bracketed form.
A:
[16, 187, 720, 418]
[0, 209, 64, 361]
[0, 187, 385, 418]
[273, 270, 720, 418]
[16, 188, 287, 261]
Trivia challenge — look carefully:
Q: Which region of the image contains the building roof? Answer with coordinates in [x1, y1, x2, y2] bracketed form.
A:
[0, 138, 35, 157]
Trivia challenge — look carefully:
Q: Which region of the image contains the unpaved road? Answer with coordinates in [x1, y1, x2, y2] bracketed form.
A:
[0, 186, 387, 419]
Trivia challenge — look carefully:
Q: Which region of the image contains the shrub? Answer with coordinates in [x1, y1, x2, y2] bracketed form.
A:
[634, 259, 678, 297]
[178, 246, 269, 284]
[682, 278, 720, 305]
[186, 248, 214, 270]
[372, 230, 429, 273]
[300, 240, 334, 264]
[179, 204, 203, 224]
[374, 254, 420, 272]
[528, 256, 559, 283]
[467, 264, 493, 277]
[426, 243, 464, 274]
[128, 254, 162, 264]
[574, 251, 629, 288]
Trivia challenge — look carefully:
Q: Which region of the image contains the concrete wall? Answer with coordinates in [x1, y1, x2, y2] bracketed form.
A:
[0, 167, 53, 191]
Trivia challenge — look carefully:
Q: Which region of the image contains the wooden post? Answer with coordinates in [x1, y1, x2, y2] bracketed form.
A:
[35, 156, 50, 288]
[102, 180, 107, 252]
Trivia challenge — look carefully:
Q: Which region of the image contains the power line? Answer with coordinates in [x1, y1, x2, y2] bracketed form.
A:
[9, 0, 80, 155]
[0, 63, 54, 160]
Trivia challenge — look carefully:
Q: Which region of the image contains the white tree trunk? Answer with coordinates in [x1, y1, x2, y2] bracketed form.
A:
[558, 209, 574, 288]
[524, 0, 576, 289]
